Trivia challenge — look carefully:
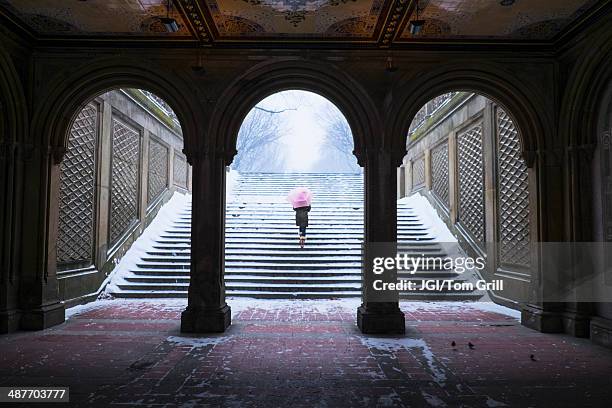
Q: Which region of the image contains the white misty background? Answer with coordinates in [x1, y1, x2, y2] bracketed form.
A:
[231, 90, 361, 173]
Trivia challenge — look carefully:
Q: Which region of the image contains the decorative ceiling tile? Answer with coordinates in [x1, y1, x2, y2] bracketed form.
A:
[205, 0, 386, 39]
[0, 0, 192, 36]
[399, 0, 598, 41]
[0, 0, 602, 44]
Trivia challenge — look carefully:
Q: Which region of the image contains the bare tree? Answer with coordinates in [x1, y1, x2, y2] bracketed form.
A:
[232, 107, 293, 172]
[316, 105, 361, 172]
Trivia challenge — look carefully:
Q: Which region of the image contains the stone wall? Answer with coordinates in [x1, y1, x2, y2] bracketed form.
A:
[399, 93, 533, 310]
[56, 90, 192, 307]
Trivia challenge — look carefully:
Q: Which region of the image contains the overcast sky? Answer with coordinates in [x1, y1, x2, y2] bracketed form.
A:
[252, 90, 348, 172]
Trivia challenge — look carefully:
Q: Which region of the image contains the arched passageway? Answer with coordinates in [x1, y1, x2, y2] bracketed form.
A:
[54, 89, 190, 305]
[225, 90, 364, 300]
[397, 92, 536, 308]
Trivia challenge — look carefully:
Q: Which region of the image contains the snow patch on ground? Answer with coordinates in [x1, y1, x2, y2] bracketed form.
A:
[166, 335, 231, 348]
[104, 192, 191, 294]
[398, 300, 520, 320]
[227, 297, 361, 316]
[470, 301, 521, 320]
[65, 300, 108, 320]
[359, 336, 447, 386]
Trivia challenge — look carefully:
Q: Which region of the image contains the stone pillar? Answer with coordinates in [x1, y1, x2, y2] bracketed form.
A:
[95, 100, 112, 265]
[139, 129, 150, 223]
[397, 166, 405, 198]
[357, 149, 405, 334]
[0, 140, 21, 333]
[404, 159, 412, 196]
[181, 150, 231, 333]
[424, 148, 432, 191]
[561, 144, 596, 337]
[18, 144, 65, 330]
[448, 132, 458, 224]
[521, 149, 565, 333]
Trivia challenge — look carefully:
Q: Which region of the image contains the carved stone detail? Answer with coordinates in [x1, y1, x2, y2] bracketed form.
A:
[431, 141, 449, 207]
[147, 137, 168, 204]
[496, 108, 530, 267]
[109, 118, 140, 246]
[57, 103, 98, 267]
[412, 156, 425, 188]
[457, 124, 485, 244]
[173, 152, 188, 188]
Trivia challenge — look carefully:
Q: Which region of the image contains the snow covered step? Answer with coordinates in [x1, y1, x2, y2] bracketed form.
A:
[125, 275, 361, 284]
[107, 172, 484, 301]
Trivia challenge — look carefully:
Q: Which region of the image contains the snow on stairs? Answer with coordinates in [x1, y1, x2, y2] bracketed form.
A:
[111, 172, 484, 300]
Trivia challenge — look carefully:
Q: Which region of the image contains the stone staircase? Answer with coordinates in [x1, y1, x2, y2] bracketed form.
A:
[109, 172, 484, 300]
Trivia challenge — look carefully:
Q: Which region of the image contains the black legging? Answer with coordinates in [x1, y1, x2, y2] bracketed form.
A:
[299, 225, 306, 237]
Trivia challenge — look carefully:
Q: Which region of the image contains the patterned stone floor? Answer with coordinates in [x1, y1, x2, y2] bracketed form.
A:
[1, 299, 611, 407]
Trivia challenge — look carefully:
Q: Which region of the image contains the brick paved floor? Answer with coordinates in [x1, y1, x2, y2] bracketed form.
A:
[1, 299, 611, 407]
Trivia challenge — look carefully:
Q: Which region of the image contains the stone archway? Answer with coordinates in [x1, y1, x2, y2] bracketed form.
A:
[182, 59, 411, 334]
[20, 57, 202, 330]
[388, 65, 548, 162]
[209, 59, 383, 166]
[31, 57, 201, 159]
[387, 64, 555, 331]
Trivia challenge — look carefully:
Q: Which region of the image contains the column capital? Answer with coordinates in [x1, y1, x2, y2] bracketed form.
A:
[183, 146, 236, 167]
[362, 146, 405, 168]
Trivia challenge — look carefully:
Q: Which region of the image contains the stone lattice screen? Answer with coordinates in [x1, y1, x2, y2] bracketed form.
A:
[431, 141, 450, 207]
[496, 108, 530, 267]
[412, 156, 425, 189]
[457, 124, 485, 245]
[147, 137, 169, 205]
[173, 152, 188, 188]
[57, 103, 98, 268]
[109, 118, 141, 246]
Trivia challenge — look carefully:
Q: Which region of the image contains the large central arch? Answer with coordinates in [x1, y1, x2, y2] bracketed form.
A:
[209, 59, 381, 166]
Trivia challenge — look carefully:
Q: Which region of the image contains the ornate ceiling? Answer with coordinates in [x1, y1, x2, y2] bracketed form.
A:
[0, 0, 604, 46]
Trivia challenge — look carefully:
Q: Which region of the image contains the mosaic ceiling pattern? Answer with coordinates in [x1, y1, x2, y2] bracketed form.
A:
[0, 0, 191, 36]
[0, 0, 603, 45]
[399, 0, 600, 41]
[205, 0, 385, 39]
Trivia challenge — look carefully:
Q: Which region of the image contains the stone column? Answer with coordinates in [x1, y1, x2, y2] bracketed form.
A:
[404, 159, 412, 196]
[521, 148, 565, 333]
[357, 149, 405, 334]
[448, 131, 458, 224]
[95, 100, 112, 265]
[0, 140, 21, 333]
[424, 148, 432, 191]
[397, 166, 405, 198]
[181, 150, 231, 333]
[18, 144, 65, 330]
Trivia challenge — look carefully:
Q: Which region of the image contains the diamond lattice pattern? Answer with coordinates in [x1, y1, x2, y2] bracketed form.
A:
[110, 118, 140, 245]
[412, 156, 425, 188]
[458, 124, 485, 244]
[431, 142, 449, 207]
[173, 152, 187, 188]
[497, 108, 530, 267]
[57, 103, 98, 266]
[148, 138, 168, 204]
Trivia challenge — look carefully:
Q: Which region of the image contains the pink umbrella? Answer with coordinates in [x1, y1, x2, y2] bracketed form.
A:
[287, 187, 313, 209]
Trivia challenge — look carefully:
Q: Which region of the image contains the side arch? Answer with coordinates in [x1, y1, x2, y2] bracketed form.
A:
[388, 64, 549, 166]
[559, 12, 612, 149]
[30, 56, 203, 163]
[209, 59, 381, 165]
